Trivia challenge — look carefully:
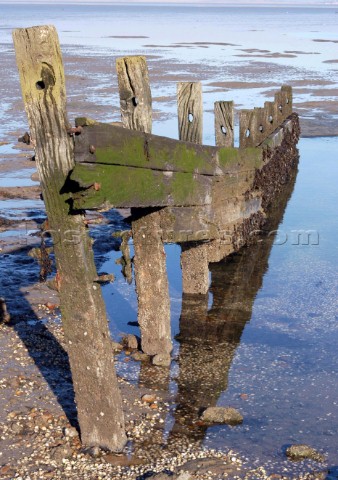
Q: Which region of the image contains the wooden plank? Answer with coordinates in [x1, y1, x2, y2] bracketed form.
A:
[74, 122, 220, 175]
[177, 82, 203, 144]
[214, 101, 234, 147]
[13, 25, 126, 452]
[70, 163, 213, 209]
[116, 56, 152, 133]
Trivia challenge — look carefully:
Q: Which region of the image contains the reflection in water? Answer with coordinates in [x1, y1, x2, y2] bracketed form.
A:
[169, 162, 299, 444]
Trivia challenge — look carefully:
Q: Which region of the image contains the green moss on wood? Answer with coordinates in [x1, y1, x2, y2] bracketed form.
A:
[70, 163, 211, 209]
[218, 147, 263, 171]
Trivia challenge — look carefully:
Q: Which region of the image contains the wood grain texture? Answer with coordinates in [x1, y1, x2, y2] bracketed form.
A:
[214, 101, 234, 147]
[13, 25, 126, 452]
[177, 82, 203, 144]
[116, 56, 152, 133]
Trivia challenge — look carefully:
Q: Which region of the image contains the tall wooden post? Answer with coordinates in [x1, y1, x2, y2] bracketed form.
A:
[116, 56, 152, 133]
[13, 26, 126, 452]
[177, 82, 203, 144]
[177, 82, 209, 294]
[116, 56, 172, 356]
[214, 101, 234, 147]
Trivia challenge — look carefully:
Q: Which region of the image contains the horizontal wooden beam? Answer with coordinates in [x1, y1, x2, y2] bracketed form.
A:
[70, 163, 213, 209]
[74, 122, 221, 175]
[74, 123, 262, 176]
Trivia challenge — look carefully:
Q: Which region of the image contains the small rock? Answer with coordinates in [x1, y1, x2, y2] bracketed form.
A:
[131, 351, 149, 362]
[112, 341, 123, 353]
[0, 297, 11, 323]
[50, 444, 73, 463]
[200, 407, 243, 425]
[151, 474, 192, 480]
[174, 473, 192, 480]
[286, 444, 325, 462]
[45, 302, 58, 310]
[178, 458, 233, 476]
[141, 394, 156, 404]
[64, 427, 78, 438]
[152, 353, 171, 367]
[0, 465, 14, 476]
[122, 334, 139, 350]
[9, 422, 25, 435]
[85, 446, 101, 458]
[151, 474, 173, 480]
[94, 273, 115, 285]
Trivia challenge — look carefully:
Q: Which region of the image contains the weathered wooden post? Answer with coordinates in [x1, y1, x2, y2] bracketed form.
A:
[214, 101, 234, 148]
[13, 26, 126, 451]
[178, 82, 209, 294]
[116, 56, 152, 133]
[116, 56, 172, 358]
[177, 82, 203, 144]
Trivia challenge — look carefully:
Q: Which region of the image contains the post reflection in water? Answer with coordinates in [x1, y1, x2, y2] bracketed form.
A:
[137, 164, 298, 449]
[170, 163, 299, 445]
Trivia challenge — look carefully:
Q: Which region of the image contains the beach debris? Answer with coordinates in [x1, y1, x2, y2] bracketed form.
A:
[93, 273, 115, 285]
[200, 407, 243, 425]
[0, 297, 11, 323]
[286, 444, 325, 462]
[18, 131, 31, 144]
[114, 230, 133, 284]
[122, 334, 139, 350]
[131, 351, 149, 362]
[66, 126, 82, 136]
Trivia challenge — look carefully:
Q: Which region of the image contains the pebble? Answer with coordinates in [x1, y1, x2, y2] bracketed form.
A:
[122, 334, 139, 350]
[152, 353, 171, 367]
[141, 394, 156, 404]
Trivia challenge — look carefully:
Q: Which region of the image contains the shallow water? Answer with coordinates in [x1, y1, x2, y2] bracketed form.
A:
[0, 168, 38, 187]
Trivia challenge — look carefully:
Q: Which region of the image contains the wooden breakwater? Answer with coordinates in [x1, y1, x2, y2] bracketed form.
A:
[13, 25, 299, 451]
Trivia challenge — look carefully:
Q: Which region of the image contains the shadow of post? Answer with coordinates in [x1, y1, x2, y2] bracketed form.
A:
[0, 209, 129, 428]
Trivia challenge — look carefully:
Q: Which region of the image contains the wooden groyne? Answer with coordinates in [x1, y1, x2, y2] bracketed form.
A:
[13, 25, 300, 451]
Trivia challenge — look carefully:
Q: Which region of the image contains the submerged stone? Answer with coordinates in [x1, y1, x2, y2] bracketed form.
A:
[200, 406, 243, 425]
[286, 444, 325, 462]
